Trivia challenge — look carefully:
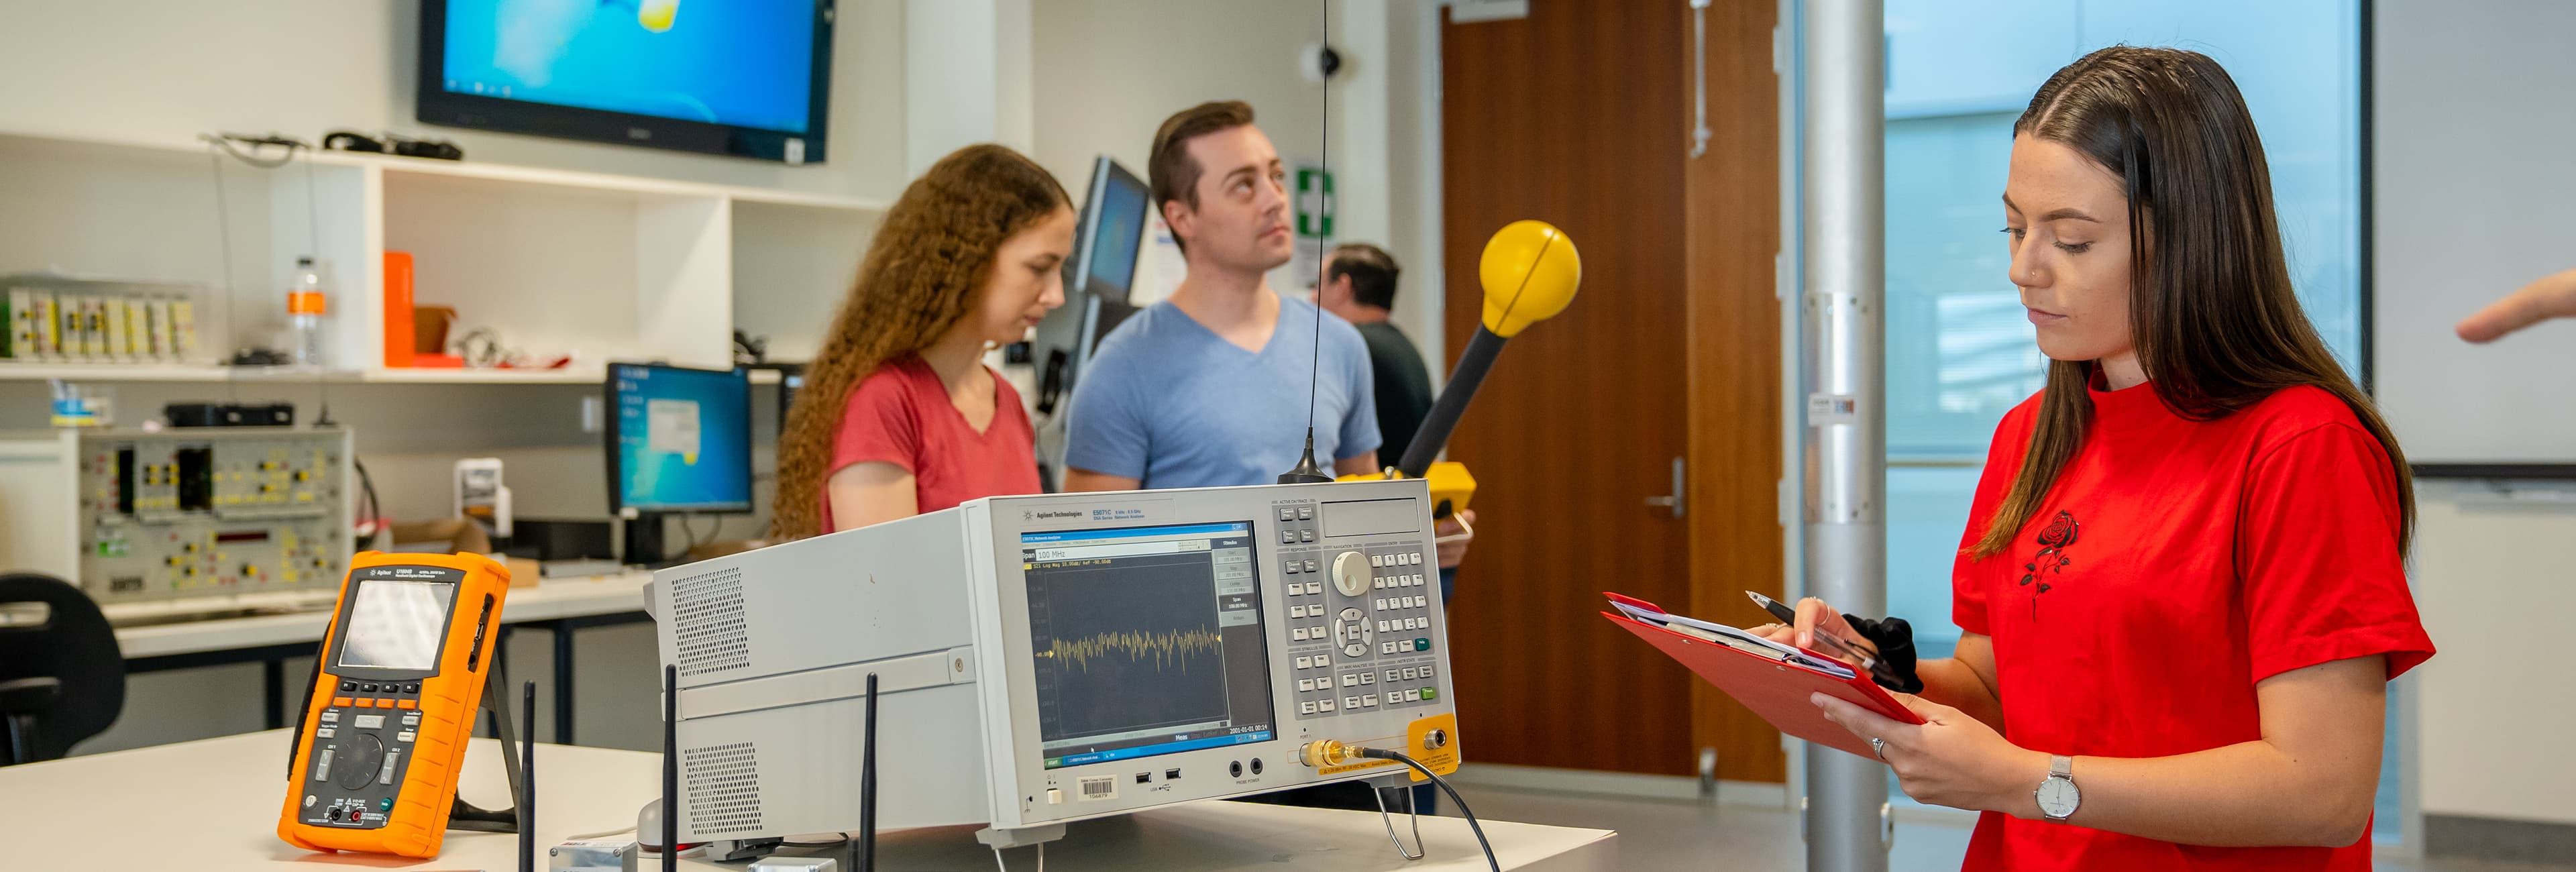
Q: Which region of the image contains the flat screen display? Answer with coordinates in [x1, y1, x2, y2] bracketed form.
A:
[609, 363, 753, 514]
[1020, 522, 1276, 769]
[419, 0, 835, 162]
[337, 580, 458, 671]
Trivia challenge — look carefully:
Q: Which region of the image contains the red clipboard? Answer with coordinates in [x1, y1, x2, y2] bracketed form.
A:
[1602, 592, 1922, 760]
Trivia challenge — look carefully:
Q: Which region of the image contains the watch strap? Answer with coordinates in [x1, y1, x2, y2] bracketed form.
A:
[2050, 754, 2073, 779]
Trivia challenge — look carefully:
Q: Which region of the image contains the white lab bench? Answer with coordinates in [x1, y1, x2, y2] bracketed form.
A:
[0, 730, 1619, 871]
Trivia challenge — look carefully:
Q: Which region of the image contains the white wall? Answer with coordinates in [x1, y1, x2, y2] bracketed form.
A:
[0, 0, 910, 199]
[1028, 0, 1444, 365]
[2374, 0, 2576, 828]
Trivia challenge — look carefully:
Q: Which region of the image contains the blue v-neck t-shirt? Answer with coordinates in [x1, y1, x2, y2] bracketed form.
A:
[1065, 294, 1381, 490]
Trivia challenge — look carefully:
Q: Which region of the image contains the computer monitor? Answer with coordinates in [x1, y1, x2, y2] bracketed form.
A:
[606, 362, 753, 561]
[1031, 157, 1152, 487]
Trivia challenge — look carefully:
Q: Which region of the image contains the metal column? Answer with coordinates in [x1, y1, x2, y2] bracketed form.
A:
[1800, 0, 1888, 870]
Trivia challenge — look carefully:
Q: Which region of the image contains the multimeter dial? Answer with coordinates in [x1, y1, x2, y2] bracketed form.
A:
[335, 734, 384, 790]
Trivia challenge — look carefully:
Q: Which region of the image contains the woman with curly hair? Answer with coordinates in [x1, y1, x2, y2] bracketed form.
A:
[769, 144, 1074, 540]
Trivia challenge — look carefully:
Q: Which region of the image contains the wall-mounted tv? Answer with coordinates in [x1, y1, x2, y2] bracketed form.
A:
[417, 0, 836, 164]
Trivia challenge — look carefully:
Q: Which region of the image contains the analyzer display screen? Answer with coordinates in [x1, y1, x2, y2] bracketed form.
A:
[1022, 522, 1275, 769]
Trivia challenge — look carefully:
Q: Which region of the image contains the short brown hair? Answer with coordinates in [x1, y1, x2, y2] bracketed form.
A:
[1149, 101, 1256, 252]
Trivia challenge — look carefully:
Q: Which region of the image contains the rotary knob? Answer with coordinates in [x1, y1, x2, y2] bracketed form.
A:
[1330, 551, 1371, 598]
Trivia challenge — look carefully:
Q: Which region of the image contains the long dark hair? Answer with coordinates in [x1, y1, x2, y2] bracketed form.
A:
[1971, 46, 2414, 558]
[769, 144, 1069, 541]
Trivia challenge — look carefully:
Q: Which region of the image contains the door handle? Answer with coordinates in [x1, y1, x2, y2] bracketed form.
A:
[1644, 456, 1686, 519]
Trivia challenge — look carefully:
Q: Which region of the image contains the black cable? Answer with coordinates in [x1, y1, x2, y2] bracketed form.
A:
[352, 456, 383, 544]
[1358, 749, 1498, 872]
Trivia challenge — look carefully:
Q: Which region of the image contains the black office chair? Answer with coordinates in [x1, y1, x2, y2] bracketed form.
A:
[0, 573, 125, 765]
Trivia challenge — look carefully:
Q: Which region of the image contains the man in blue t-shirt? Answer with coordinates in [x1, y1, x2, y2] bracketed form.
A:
[1063, 101, 1385, 489]
[1066, 98, 1462, 816]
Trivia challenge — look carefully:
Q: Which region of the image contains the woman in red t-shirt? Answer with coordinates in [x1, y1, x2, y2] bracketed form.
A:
[1763, 48, 2433, 869]
[768, 144, 1074, 539]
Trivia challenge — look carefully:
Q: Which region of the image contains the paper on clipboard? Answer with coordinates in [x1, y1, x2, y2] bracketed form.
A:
[1605, 598, 1858, 679]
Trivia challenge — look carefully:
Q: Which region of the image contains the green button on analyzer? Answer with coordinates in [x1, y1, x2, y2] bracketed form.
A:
[1413, 639, 1430, 651]
[378, 797, 393, 812]
[1421, 688, 1438, 700]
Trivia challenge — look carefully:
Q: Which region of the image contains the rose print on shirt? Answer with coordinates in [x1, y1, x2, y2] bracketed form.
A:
[2021, 510, 2079, 621]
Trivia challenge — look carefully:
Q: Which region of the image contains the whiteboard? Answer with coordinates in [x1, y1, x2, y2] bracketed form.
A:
[2372, 1, 2576, 472]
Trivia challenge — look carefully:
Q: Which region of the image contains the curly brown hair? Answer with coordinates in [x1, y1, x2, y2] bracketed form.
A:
[769, 144, 1071, 541]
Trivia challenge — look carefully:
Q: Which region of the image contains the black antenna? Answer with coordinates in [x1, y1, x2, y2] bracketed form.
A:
[1278, 0, 1334, 486]
[859, 672, 879, 872]
[519, 681, 536, 872]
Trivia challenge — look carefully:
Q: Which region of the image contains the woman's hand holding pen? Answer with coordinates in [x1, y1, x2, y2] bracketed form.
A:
[1746, 596, 1878, 667]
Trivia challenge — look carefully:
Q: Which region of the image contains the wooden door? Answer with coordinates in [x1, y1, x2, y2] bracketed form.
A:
[1441, 0, 1782, 780]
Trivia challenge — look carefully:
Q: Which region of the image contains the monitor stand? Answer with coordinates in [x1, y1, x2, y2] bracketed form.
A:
[623, 513, 673, 569]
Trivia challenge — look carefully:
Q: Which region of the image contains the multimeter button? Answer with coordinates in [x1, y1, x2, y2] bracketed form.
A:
[312, 748, 335, 781]
[403, 683, 420, 694]
[360, 683, 378, 693]
[338, 681, 355, 692]
[397, 730, 416, 743]
[378, 749, 401, 785]
[396, 698, 417, 710]
[331, 697, 352, 708]
[378, 798, 394, 812]
[354, 698, 374, 708]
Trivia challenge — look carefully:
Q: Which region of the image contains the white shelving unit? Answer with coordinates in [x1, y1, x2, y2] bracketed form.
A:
[0, 130, 884, 384]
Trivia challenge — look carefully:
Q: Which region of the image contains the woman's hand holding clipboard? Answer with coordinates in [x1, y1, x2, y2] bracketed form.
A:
[1600, 592, 1923, 761]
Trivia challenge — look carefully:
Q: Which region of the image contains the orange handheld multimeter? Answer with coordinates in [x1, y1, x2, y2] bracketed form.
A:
[278, 551, 511, 858]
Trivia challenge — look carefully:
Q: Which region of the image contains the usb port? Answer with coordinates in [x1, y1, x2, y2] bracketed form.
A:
[1136, 772, 1152, 784]
[1165, 769, 1183, 780]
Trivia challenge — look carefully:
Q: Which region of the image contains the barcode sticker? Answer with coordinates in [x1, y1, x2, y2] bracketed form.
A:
[1078, 776, 1118, 801]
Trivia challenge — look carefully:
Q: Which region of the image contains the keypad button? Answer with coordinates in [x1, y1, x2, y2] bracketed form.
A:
[1342, 674, 1358, 688]
[1346, 696, 1363, 709]
[1344, 643, 1367, 658]
[1292, 627, 1310, 641]
[1420, 664, 1435, 677]
[1318, 699, 1336, 712]
[1301, 702, 1318, 715]
[402, 683, 419, 694]
[1281, 531, 1297, 544]
[1371, 555, 1385, 568]
[1280, 508, 1297, 522]
[1299, 530, 1316, 543]
[1295, 656, 1311, 669]
[1299, 507, 1315, 521]
[1286, 560, 1301, 575]
[1360, 672, 1377, 686]
[1298, 679, 1314, 692]
[1406, 689, 1424, 702]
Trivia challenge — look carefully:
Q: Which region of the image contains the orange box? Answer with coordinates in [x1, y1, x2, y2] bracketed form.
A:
[382, 251, 416, 368]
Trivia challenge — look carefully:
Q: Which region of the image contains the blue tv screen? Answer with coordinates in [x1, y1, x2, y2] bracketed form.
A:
[419, 0, 835, 163]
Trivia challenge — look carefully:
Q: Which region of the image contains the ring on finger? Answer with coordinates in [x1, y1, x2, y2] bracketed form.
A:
[1870, 737, 1888, 761]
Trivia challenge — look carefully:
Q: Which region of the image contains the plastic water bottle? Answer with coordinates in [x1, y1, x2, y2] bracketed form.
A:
[287, 256, 329, 367]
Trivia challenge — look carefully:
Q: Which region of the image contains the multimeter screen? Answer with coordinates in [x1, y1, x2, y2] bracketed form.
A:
[336, 580, 458, 671]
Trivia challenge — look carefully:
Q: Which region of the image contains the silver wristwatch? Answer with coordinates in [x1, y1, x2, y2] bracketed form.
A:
[2035, 754, 2080, 821]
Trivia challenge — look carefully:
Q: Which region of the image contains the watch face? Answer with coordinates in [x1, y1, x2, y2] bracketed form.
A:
[2037, 777, 2081, 818]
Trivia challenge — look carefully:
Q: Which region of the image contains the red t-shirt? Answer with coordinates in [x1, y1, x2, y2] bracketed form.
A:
[1953, 377, 2434, 871]
[822, 356, 1040, 533]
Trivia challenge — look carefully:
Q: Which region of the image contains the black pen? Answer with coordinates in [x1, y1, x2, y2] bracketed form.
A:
[1746, 591, 1880, 671]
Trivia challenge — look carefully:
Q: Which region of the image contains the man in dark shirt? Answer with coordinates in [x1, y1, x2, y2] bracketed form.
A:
[1316, 243, 1436, 465]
